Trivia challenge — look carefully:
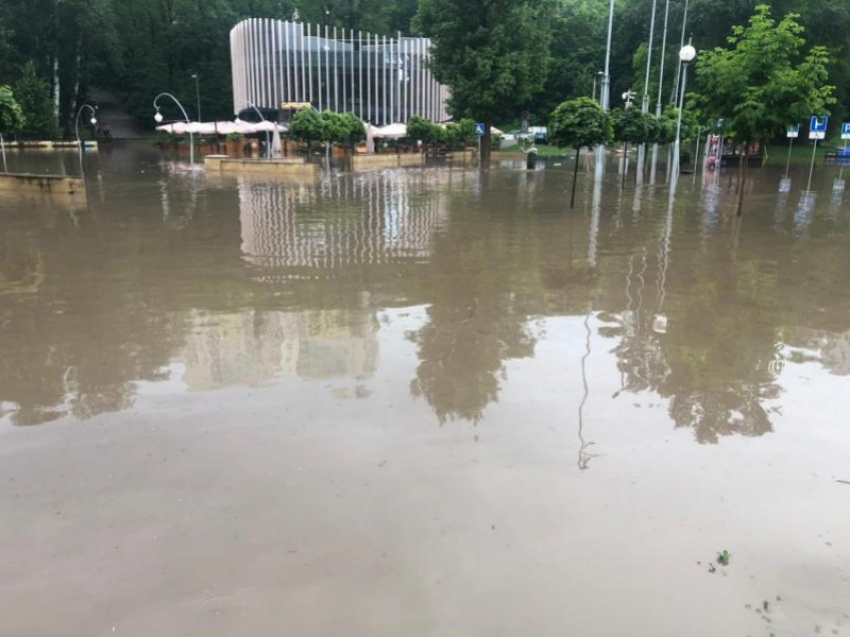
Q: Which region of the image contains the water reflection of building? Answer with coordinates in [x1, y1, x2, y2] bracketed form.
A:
[238, 172, 448, 271]
[180, 309, 378, 390]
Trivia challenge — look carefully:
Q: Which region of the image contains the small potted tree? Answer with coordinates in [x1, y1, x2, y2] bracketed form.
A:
[549, 97, 612, 207]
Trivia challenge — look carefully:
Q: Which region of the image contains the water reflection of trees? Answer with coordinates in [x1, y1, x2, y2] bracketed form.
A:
[609, 200, 786, 443]
[4, 160, 850, 440]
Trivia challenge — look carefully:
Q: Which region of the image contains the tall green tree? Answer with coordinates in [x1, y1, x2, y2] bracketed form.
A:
[14, 62, 58, 140]
[0, 85, 25, 170]
[414, 0, 555, 166]
[695, 4, 835, 213]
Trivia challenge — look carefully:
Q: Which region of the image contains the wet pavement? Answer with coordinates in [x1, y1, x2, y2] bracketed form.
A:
[1, 144, 849, 636]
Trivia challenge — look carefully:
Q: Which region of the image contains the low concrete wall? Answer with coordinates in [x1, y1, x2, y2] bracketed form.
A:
[0, 173, 85, 196]
[208, 157, 320, 179]
[352, 153, 425, 170]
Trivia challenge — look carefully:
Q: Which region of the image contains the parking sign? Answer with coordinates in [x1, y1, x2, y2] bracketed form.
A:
[841, 122, 850, 140]
[809, 116, 828, 140]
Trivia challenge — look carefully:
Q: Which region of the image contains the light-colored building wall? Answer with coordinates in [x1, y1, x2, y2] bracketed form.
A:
[230, 18, 450, 125]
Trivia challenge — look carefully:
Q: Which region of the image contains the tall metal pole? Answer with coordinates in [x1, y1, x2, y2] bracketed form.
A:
[596, 0, 615, 169]
[672, 56, 690, 178]
[636, 0, 658, 183]
[192, 74, 201, 121]
[600, 0, 615, 111]
[670, 0, 691, 106]
[650, 0, 671, 184]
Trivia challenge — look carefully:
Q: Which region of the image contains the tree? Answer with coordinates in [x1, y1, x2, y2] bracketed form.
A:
[414, 0, 555, 167]
[549, 97, 612, 207]
[611, 106, 654, 185]
[0, 85, 25, 169]
[407, 115, 444, 147]
[13, 62, 58, 140]
[695, 5, 835, 214]
[445, 118, 475, 150]
[336, 111, 366, 147]
[0, 85, 25, 134]
[289, 108, 324, 150]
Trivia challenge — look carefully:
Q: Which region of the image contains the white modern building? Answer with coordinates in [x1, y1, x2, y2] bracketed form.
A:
[230, 18, 450, 125]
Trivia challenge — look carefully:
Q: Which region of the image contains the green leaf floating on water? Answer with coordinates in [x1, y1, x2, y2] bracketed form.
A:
[717, 550, 731, 566]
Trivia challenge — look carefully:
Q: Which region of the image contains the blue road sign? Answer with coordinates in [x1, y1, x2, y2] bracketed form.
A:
[475, 122, 486, 137]
[809, 115, 828, 140]
[841, 122, 850, 140]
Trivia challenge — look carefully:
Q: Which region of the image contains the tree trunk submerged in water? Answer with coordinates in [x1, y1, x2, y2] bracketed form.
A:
[737, 142, 750, 217]
[571, 146, 581, 208]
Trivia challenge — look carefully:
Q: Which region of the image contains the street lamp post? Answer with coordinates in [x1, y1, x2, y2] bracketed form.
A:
[600, 0, 615, 111]
[591, 70, 604, 102]
[670, 0, 691, 107]
[650, 0, 671, 184]
[672, 42, 696, 178]
[191, 73, 201, 122]
[154, 92, 194, 166]
[74, 103, 97, 175]
[238, 101, 272, 157]
[636, 0, 658, 183]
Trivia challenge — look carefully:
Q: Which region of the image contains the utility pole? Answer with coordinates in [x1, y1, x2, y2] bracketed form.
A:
[636, 0, 658, 184]
[650, 0, 671, 184]
[596, 0, 615, 171]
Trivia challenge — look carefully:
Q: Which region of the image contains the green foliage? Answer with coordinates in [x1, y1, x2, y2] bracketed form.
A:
[13, 62, 58, 140]
[336, 112, 366, 146]
[548, 97, 612, 150]
[406, 116, 475, 150]
[611, 107, 654, 145]
[407, 115, 443, 144]
[695, 5, 836, 143]
[291, 109, 364, 147]
[0, 85, 26, 134]
[318, 110, 365, 146]
[289, 108, 324, 145]
[717, 550, 731, 566]
[445, 118, 475, 149]
[414, 0, 556, 124]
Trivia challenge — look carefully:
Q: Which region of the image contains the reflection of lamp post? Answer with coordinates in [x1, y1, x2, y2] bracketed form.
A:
[154, 92, 194, 165]
[74, 103, 97, 175]
[672, 42, 696, 178]
[241, 101, 272, 157]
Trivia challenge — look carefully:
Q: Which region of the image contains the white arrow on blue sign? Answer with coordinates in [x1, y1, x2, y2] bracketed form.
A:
[809, 115, 828, 140]
[841, 122, 850, 140]
[475, 123, 486, 137]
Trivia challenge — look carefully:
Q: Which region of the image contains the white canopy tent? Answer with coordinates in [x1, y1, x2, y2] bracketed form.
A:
[156, 121, 287, 135]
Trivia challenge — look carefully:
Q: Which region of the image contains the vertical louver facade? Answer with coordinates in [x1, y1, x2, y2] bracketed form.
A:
[230, 19, 450, 124]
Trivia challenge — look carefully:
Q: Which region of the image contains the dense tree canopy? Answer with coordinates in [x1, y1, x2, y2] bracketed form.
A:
[0, 0, 847, 139]
[414, 0, 556, 164]
[695, 4, 835, 144]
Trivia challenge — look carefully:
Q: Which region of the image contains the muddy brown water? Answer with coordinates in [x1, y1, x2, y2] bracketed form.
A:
[1, 144, 849, 636]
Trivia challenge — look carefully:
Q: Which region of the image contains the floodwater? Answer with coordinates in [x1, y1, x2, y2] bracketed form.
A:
[1, 144, 849, 636]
